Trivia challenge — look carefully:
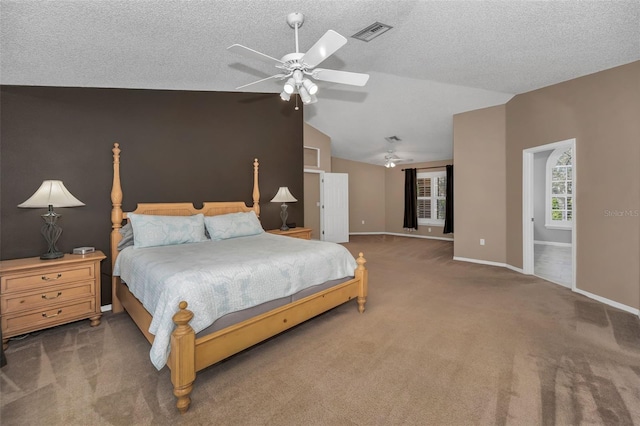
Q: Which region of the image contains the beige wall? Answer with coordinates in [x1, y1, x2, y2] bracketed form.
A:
[303, 123, 332, 237]
[453, 105, 506, 262]
[505, 61, 640, 309]
[332, 157, 386, 233]
[384, 160, 453, 238]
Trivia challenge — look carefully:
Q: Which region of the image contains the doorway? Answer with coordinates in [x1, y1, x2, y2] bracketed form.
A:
[523, 139, 576, 290]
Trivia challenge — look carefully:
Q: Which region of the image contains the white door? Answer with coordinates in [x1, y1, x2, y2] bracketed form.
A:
[322, 173, 349, 243]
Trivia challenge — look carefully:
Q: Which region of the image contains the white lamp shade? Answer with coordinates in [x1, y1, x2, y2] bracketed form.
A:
[18, 180, 85, 208]
[283, 78, 296, 94]
[298, 86, 311, 104]
[270, 187, 297, 203]
[302, 79, 318, 95]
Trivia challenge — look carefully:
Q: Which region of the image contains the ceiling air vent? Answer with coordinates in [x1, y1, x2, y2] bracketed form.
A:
[352, 22, 393, 42]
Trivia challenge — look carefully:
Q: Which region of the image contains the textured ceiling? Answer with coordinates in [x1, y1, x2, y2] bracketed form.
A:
[2, 1, 639, 165]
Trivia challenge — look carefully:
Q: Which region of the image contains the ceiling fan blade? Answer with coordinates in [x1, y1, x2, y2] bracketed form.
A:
[235, 74, 286, 90]
[227, 44, 284, 66]
[301, 30, 347, 68]
[312, 68, 370, 86]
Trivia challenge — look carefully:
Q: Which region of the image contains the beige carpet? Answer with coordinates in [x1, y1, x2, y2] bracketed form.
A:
[1, 235, 639, 425]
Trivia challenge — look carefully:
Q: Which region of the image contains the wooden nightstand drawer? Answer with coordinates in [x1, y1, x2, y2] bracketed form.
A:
[1, 264, 95, 293]
[2, 298, 96, 337]
[1, 281, 95, 314]
[267, 227, 312, 240]
[286, 232, 310, 239]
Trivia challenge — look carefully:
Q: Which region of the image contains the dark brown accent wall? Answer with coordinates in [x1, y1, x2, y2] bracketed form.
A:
[1, 86, 304, 305]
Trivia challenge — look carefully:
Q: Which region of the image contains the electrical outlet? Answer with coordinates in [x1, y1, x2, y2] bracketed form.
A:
[428, 227, 432, 232]
[361, 220, 365, 225]
[480, 239, 485, 246]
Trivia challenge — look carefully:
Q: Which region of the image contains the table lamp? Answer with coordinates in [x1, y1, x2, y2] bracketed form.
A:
[270, 187, 297, 231]
[18, 180, 85, 259]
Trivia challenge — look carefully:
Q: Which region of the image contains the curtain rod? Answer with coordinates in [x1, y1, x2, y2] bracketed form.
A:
[401, 165, 448, 171]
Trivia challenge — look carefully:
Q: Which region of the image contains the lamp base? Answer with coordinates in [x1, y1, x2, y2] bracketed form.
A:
[40, 251, 64, 260]
[280, 203, 290, 231]
[40, 206, 64, 260]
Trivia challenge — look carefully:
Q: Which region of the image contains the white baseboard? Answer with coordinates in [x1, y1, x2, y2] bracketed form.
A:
[573, 288, 640, 316]
[454, 257, 638, 317]
[101, 304, 112, 313]
[350, 232, 454, 242]
[534, 240, 572, 247]
[453, 256, 523, 273]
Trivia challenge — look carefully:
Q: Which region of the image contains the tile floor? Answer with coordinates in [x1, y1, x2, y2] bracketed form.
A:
[534, 243, 572, 287]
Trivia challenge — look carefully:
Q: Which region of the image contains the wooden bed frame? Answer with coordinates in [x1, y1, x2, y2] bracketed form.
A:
[109, 143, 368, 413]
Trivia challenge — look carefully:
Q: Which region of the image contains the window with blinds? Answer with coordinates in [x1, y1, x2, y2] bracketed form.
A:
[417, 171, 446, 225]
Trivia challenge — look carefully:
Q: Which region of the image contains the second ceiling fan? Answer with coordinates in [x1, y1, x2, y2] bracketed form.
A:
[384, 150, 413, 168]
[228, 12, 370, 104]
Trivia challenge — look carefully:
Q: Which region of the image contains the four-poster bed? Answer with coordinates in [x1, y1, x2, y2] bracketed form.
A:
[109, 143, 368, 413]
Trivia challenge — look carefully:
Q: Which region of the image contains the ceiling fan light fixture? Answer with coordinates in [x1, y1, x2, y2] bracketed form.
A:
[284, 78, 296, 94]
[280, 90, 291, 101]
[302, 78, 318, 95]
[299, 86, 311, 103]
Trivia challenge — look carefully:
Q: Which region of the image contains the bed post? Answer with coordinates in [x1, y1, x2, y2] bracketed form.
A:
[111, 143, 124, 313]
[170, 301, 196, 414]
[355, 253, 368, 313]
[252, 158, 260, 217]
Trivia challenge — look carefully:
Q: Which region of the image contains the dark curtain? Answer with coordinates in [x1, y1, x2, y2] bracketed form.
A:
[403, 168, 418, 230]
[443, 165, 454, 234]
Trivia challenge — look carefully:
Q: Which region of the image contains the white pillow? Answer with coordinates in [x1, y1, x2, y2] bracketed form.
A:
[128, 213, 207, 248]
[204, 211, 264, 241]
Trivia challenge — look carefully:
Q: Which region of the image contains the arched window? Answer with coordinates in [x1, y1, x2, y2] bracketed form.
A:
[545, 146, 572, 229]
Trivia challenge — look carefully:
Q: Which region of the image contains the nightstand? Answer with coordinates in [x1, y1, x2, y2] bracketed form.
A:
[0, 251, 106, 349]
[267, 227, 312, 240]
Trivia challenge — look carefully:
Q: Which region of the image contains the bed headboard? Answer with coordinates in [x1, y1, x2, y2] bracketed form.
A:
[110, 142, 260, 273]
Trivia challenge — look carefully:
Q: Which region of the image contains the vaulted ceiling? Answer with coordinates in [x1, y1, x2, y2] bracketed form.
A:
[2, 1, 638, 165]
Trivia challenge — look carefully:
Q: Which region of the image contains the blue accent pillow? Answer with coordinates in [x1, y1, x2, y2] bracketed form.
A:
[204, 211, 264, 241]
[128, 213, 208, 248]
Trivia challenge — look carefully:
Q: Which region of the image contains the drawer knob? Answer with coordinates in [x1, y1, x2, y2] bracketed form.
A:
[42, 292, 62, 300]
[41, 273, 62, 281]
[42, 309, 63, 318]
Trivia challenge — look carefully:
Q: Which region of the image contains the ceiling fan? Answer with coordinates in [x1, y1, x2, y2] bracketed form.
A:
[227, 12, 370, 105]
[384, 150, 413, 168]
